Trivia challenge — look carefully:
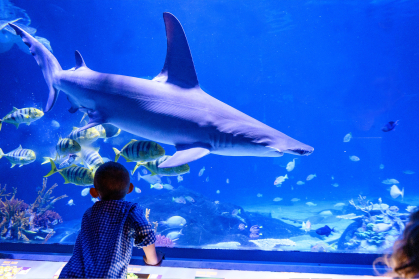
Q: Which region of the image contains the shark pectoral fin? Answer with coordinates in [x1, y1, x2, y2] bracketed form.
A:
[159, 146, 210, 168]
[152, 13, 199, 89]
[67, 96, 79, 114]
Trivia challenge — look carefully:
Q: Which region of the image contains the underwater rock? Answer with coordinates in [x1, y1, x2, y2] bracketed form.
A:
[135, 186, 303, 247]
[203, 241, 241, 249]
[249, 238, 296, 250]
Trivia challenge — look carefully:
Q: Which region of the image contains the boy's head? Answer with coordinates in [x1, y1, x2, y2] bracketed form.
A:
[90, 162, 133, 201]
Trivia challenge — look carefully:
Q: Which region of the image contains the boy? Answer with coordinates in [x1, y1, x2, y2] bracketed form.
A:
[59, 162, 162, 278]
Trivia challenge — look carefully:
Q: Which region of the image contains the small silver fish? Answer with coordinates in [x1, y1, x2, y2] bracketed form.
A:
[343, 133, 352, 142]
[135, 187, 141, 193]
[177, 175, 183, 182]
[306, 174, 316, 181]
[81, 188, 90, 196]
[349, 155, 360, 162]
[67, 199, 75, 206]
[199, 167, 205, 176]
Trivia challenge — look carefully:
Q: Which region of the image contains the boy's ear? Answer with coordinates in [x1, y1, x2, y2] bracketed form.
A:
[90, 188, 99, 198]
[127, 183, 134, 194]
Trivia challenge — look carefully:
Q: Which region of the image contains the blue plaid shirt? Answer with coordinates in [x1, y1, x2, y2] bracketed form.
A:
[59, 200, 156, 278]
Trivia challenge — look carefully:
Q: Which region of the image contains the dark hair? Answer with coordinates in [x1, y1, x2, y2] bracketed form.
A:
[94, 162, 130, 200]
[374, 209, 419, 278]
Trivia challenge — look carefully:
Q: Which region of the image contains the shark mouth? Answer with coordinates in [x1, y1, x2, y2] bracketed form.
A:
[288, 148, 313, 156]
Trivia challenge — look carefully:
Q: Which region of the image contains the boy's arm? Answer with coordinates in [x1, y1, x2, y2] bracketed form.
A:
[143, 244, 163, 266]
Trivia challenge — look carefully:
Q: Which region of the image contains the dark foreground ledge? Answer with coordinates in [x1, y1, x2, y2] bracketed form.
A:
[0, 243, 389, 276]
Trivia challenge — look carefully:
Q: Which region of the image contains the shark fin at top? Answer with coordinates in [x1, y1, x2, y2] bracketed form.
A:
[74, 50, 86, 69]
[159, 145, 210, 168]
[152, 12, 199, 89]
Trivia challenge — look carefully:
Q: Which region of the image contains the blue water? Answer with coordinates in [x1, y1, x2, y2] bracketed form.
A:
[1, 0, 418, 252]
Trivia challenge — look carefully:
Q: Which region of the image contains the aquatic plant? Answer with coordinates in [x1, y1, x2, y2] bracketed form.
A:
[349, 195, 374, 218]
[0, 178, 66, 242]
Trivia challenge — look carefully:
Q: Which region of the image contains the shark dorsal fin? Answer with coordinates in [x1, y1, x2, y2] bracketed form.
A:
[153, 13, 199, 89]
[74, 50, 86, 69]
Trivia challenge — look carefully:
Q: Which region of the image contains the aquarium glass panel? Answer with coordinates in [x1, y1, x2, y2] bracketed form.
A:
[1, 0, 418, 254]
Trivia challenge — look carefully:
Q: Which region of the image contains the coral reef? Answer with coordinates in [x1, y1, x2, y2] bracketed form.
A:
[0, 179, 66, 243]
[339, 195, 410, 252]
[155, 234, 175, 248]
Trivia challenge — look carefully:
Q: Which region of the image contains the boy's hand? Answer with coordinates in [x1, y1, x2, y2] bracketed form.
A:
[144, 250, 164, 266]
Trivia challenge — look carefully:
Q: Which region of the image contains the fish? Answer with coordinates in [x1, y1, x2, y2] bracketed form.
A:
[137, 156, 190, 176]
[404, 170, 415, 174]
[257, 193, 263, 198]
[382, 178, 399, 185]
[296, 181, 305, 185]
[331, 183, 339, 187]
[94, 123, 121, 139]
[55, 137, 81, 158]
[331, 176, 334, 180]
[67, 199, 75, 206]
[166, 229, 183, 240]
[9, 13, 313, 170]
[286, 158, 296, 172]
[343, 133, 352, 142]
[226, 178, 229, 184]
[138, 173, 161, 184]
[379, 164, 385, 169]
[150, 183, 164, 190]
[274, 174, 288, 185]
[349, 156, 360, 161]
[160, 216, 187, 228]
[0, 145, 36, 168]
[185, 196, 195, 202]
[135, 187, 141, 193]
[334, 203, 345, 207]
[205, 176, 209, 182]
[306, 174, 316, 181]
[390, 185, 404, 199]
[216, 190, 220, 194]
[319, 210, 333, 216]
[306, 202, 317, 206]
[113, 139, 165, 168]
[232, 209, 241, 216]
[166, 177, 172, 184]
[45, 159, 94, 186]
[273, 197, 283, 202]
[291, 198, 300, 202]
[35, 236, 45, 240]
[373, 223, 393, 233]
[163, 184, 174, 190]
[336, 213, 362, 219]
[91, 197, 99, 203]
[172, 196, 186, 204]
[177, 175, 183, 182]
[382, 120, 399, 132]
[51, 120, 60, 128]
[59, 154, 80, 168]
[0, 107, 43, 131]
[41, 229, 54, 234]
[198, 167, 205, 177]
[315, 225, 334, 237]
[406, 206, 417, 213]
[68, 126, 100, 146]
[214, 201, 219, 204]
[80, 147, 104, 172]
[301, 220, 311, 232]
[81, 188, 90, 196]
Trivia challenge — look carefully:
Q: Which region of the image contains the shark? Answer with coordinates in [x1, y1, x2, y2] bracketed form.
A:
[8, 12, 313, 168]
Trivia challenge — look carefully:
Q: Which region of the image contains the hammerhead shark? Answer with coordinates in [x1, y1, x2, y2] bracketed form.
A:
[9, 12, 313, 168]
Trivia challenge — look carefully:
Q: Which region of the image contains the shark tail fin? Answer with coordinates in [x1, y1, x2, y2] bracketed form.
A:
[9, 23, 62, 113]
[44, 159, 59, 177]
[112, 148, 121, 162]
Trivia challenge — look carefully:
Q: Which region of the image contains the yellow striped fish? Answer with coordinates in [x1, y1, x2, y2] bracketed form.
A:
[96, 124, 121, 139]
[0, 107, 43, 131]
[45, 159, 94, 186]
[0, 145, 36, 168]
[68, 126, 100, 146]
[134, 155, 189, 176]
[81, 147, 104, 172]
[113, 140, 165, 163]
[56, 137, 81, 158]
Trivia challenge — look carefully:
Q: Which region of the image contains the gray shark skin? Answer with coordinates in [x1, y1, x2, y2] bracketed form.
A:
[9, 13, 313, 168]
